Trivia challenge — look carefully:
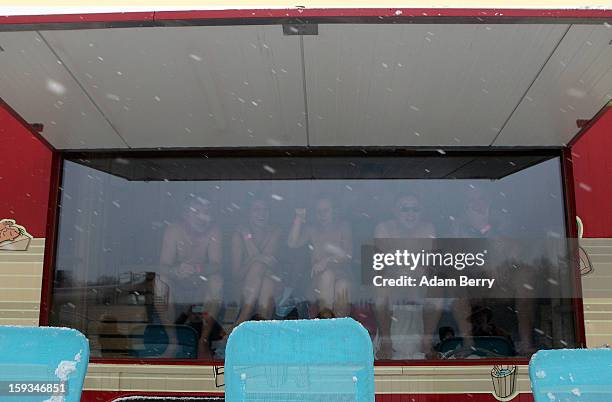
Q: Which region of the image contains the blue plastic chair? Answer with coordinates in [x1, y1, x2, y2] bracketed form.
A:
[529, 348, 612, 402]
[131, 324, 199, 358]
[0, 326, 90, 402]
[225, 318, 374, 402]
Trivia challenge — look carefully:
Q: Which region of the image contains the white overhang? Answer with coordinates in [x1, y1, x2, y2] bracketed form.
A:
[0, 17, 611, 149]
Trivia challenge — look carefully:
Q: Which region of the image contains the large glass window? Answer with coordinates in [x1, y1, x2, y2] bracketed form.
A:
[50, 153, 578, 361]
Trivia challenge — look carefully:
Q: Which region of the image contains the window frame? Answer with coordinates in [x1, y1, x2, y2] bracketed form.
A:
[39, 147, 584, 366]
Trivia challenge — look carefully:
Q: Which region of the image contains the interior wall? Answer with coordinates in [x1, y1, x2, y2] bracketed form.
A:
[0, 105, 52, 237]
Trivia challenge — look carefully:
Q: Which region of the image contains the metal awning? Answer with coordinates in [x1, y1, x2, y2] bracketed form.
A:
[0, 10, 611, 150]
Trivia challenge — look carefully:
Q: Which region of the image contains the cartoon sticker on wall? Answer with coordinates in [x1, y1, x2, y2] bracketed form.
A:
[0, 219, 32, 251]
[491, 364, 518, 401]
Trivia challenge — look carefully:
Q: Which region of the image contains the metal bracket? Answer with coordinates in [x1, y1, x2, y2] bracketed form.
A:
[283, 24, 318, 36]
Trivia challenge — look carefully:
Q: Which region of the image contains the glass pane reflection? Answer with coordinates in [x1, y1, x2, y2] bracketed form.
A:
[50, 156, 577, 361]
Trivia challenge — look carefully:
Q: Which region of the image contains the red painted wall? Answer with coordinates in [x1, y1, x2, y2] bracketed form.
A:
[0, 104, 52, 237]
[572, 107, 612, 238]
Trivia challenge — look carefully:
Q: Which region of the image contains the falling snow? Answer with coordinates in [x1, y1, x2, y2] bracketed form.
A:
[46, 79, 66, 96]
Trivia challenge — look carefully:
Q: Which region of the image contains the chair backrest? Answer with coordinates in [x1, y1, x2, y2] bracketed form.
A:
[225, 318, 374, 402]
[0, 326, 90, 402]
[134, 324, 199, 358]
[439, 336, 516, 357]
[529, 348, 612, 402]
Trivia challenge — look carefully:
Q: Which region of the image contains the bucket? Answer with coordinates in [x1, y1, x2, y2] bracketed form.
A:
[491, 364, 517, 399]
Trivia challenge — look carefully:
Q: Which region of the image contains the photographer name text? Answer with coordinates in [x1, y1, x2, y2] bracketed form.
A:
[372, 274, 495, 289]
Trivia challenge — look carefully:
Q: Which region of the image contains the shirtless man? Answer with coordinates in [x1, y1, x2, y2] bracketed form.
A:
[452, 185, 535, 356]
[288, 197, 353, 318]
[373, 194, 435, 360]
[157, 194, 223, 360]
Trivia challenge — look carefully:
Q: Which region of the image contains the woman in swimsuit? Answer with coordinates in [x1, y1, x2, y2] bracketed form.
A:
[288, 196, 353, 318]
[231, 198, 281, 326]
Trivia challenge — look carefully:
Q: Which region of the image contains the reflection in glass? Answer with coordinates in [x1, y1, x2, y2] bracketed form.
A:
[50, 155, 577, 361]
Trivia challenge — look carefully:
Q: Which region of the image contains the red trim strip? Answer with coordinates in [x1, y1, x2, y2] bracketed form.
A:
[561, 148, 587, 348]
[89, 356, 529, 367]
[0, 11, 154, 24]
[0, 8, 610, 27]
[376, 358, 529, 366]
[90, 358, 223, 366]
[81, 390, 531, 402]
[81, 390, 224, 402]
[38, 152, 62, 326]
[155, 7, 612, 20]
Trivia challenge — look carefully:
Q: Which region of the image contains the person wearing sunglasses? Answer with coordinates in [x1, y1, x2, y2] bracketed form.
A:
[373, 194, 435, 360]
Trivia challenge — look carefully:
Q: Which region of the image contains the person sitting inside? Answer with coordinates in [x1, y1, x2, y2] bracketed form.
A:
[157, 194, 223, 360]
[469, 306, 512, 340]
[451, 185, 535, 356]
[288, 196, 353, 318]
[452, 185, 501, 238]
[231, 198, 281, 327]
[373, 193, 435, 360]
